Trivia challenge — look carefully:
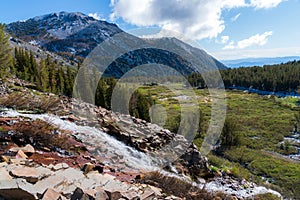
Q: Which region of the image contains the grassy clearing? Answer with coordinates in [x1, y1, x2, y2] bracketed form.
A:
[275, 96, 300, 108]
[224, 147, 300, 198]
[138, 85, 300, 198]
[224, 91, 297, 151]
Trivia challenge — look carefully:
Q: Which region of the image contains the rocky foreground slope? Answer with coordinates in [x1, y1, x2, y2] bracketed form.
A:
[0, 78, 282, 200]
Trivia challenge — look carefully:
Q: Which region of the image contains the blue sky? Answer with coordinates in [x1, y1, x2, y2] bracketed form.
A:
[1, 0, 299, 60]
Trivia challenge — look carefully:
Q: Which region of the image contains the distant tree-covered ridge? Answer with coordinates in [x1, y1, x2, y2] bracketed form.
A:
[188, 60, 300, 93]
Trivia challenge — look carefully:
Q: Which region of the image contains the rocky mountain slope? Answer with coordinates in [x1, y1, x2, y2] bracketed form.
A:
[7, 12, 122, 59]
[222, 56, 300, 68]
[0, 78, 282, 200]
[6, 12, 227, 77]
[9, 36, 75, 68]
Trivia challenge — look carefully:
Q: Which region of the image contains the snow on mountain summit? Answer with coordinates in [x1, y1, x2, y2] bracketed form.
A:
[6, 12, 123, 58]
[8, 11, 104, 40]
[6, 12, 226, 76]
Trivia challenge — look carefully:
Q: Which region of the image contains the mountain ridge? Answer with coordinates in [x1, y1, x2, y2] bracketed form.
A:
[6, 11, 122, 60]
[222, 56, 300, 68]
[6, 11, 227, 77]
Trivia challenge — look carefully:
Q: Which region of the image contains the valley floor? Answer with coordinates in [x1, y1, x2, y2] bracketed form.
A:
[139, 84, 300, 199]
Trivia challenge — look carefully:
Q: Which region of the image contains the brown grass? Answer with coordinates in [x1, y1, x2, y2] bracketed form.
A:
[138, 171, 227, 200]
[0, 92, 62, 113]
[10, 119, 71, 151]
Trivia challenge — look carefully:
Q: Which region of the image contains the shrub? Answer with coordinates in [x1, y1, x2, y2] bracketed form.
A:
[139, 171, 227, 200]
[11, 119, 71, 151]
[0, 92, 61, 113]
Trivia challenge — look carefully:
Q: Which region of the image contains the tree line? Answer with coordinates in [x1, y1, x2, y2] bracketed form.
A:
[188, 61, 300, 93]
[1, 23, 240, 147]
[14, 48, 75, 96]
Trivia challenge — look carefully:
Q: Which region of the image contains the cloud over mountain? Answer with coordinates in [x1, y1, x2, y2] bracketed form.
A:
[88, 12, 105, 20]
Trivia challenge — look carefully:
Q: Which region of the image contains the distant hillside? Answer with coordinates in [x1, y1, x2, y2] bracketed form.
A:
[188, 60, 300, 94]
[222, 56, 300, 68]
[6, 11, 227, 77]
[9, 36, 75, 68]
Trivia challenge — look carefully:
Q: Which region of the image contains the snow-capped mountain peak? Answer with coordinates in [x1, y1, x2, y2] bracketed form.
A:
[6, 12, 123, 58]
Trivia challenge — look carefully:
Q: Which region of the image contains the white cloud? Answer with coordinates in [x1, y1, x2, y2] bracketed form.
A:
[110, 0, 247, 40]
[231, 13, 241, 22]
[109, 0, 283, 40]
[213, 46, 300, 60]
[237, 31, 273, 49]
[250, 0, 285, 9]
[223, 41, 236, 50]
[88, 13, 105, 21]
[223, 31, 273, 50]
[221, 36, 230, 44]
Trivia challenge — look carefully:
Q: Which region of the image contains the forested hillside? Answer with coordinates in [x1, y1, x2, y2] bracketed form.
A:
[188, 60, 300, 93]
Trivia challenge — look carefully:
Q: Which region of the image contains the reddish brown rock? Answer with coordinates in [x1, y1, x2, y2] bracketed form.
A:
[95, 189, 109, 200]
[41, 188, 61, 200]
[122, 190, 140, 200]
[1, 155, 10, 163]
[10, 144, 35, 154]
[15, 149, 28, 159]
[82, 162, 95, 174]
[9, 166, 52, 184]
[0, 188, 36, 200]
[105, 189, 122, 200]
[141, 189, 156, 200]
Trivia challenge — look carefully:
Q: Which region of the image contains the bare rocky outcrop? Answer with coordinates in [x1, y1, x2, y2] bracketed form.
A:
[0, 79, 282, 199]
[63, 97, 211, 180]
[0, 160, 181, 200]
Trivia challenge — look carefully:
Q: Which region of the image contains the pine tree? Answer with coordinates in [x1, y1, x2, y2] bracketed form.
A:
[29, 51, 38, 83]
[56, 66, 65, 94]
[46, 55, 57, 93]
[64, 66, 74, 96]
[105, 78, 117, 109]
[95, 78, 107, 108]
[14, 47, 30, 80]
[129, 90, 151, 122]
[219, 117, 239, 149]
[23, 50, 30, 81]
[0, 24, 13, 78]
[39, 59, 49, 91]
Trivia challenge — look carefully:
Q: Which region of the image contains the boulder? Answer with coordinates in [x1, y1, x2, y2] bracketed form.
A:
[95, 189, 109, 200]
[16, 150, 28, 159]
[34, 175, 68, 196]
[10, 144, 35, 154]
[0, 188, 36, 200]
[70, 187, 109, 200]
[41, 188, 61, 200]
[140, 188, 156, 200]
[82, 162, 95, 174]
[70, 187, 88, 200]
[121, 190, 140, 200]
[34, 167, 85, 196]
[94, 164, 104, 173]
[1, 155, 10, 163]
[52, 163, 69, 171]
[104, 189, 122, 200]
[10, 158, 27, 165]
[9, 166, 52, 184]
[0, 167, 14, 186]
